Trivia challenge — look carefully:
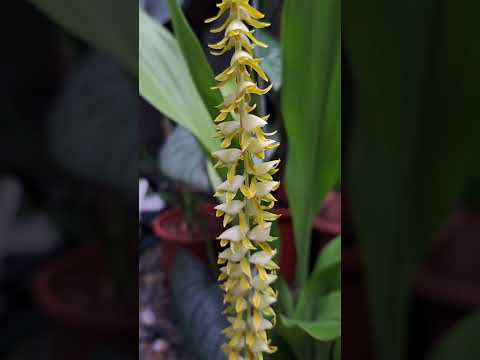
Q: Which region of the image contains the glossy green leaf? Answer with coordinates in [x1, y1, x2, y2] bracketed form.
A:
[171, 251, 227, 360]
[166, 0, 223, 119]
[28, 0, 137, 75]
[281, 292, 340, 342]
[139, 8, 219, 154]
[295, 237, 341, 318]
[427, 311, 480, 360]
[312, 236, 341, 276]
[275, 277, 294, 316]
[281, 0, 341, 287]
[280, 317, 339, 343]
[344, 1, 480, 359]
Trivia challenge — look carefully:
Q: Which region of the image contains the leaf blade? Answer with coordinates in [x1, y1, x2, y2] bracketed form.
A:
[139, 8, 219, 154]
[28, 0, 137, 75]
[281, 0, 341, 286]
[427, 311, 480, 360]
[166, 0, 223, 119]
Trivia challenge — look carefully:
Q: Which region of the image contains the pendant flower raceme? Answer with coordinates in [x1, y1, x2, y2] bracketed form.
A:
[207, 1, 280, 359]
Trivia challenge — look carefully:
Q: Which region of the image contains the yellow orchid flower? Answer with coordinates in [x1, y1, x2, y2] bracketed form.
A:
[206, 1, 280, 359]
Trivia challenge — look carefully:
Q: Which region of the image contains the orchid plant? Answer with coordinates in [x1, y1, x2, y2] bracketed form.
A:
[207, 1, 280, 358]
[25, 0, 341, 359]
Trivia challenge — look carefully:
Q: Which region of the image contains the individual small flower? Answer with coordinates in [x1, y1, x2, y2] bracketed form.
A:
[217, 120, 241, 136]
[249, 250, 276, 266]
[217, 225, 245, 242]
[216, 175, 245, 196]
[248, 222, 272, 242]
[243, 113, 268, 132]
[213, 149, 243, 164]
[215, 200, 245, 216]
[255, 181, 280, 197]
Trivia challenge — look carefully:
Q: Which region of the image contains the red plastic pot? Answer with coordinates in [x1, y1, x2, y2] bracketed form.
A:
[152, 203, 222, 277]
[32, 245, 136, 360]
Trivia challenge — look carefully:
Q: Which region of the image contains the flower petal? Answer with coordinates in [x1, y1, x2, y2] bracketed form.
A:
[217, 225, 244, 242]
[213, 149, 242, 163]
[248, 222, 272, 242]
[217, 175, 245, 193]
[250, 250, 276, 266]
[243, 113, 267, 132]
[215, 200, 245, 215]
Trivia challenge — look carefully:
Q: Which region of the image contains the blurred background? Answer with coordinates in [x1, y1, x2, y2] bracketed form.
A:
[343, 1, 480, 359]
[0, 1, 137, 359]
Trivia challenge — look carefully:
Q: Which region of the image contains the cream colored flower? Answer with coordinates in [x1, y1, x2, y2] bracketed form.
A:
[207, 1, 280, 358]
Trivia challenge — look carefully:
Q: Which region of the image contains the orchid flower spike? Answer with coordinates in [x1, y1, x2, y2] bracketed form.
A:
[206, 1, 280, 358]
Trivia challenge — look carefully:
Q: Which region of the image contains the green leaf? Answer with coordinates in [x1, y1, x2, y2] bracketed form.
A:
[276, 318, 314, 360]
[295, 237, 341, 318]
[171, 251, 227, 360]
[139, 8, 219, 154]
[281, 0, 341, 287]
[28, 0, 137, 75]
[49, 54, 136, 194]
[166, 0, 223, 119]
[275, 277, 294, 316]
[314, 341, 335, 360]
[312, 235, 341, 276]
[280, 318, 339, 343]
[427, 311, 480, 360]
[344, 1, 480, 359]
[332, 338, 341, 360]
[255, 30, 282, 91]
[159, 126, 211, 193]
[281, 290, 341, 347]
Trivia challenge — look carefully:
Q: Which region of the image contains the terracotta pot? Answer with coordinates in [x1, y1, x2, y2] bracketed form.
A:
[413, 208, 480, 355]
[152, 204, 299, 286]
[152, 203, 222, 277]
[32, 245, 136, 360]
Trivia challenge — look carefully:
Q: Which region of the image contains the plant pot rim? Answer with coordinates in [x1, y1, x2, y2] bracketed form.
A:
[32, 245, 134, 336]
[152, 203, 217, 244]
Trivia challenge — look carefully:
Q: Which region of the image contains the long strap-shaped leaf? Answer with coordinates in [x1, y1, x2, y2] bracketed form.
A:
[166, 0, 223, 120]
[139, 8, 219, 154]
[281, 0, 341, 287]
[344, 0, 480, 359]
[427, 311, 480, 360]
[28, 0, 137, 75]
